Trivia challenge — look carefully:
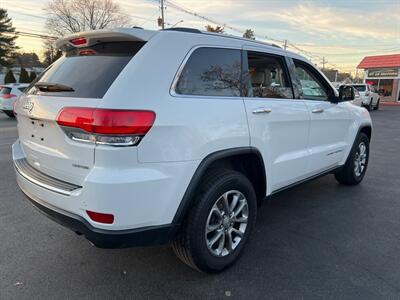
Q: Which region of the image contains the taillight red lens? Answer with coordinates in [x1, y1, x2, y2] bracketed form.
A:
[57, 107, 155, 135]
[86, 210, 114, 224]
[70, 37, 87, 46]
[56, 107, 94, 132]
[2, 93, 16, 99]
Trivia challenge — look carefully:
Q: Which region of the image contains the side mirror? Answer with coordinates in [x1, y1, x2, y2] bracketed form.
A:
[338, 85, 355, 102]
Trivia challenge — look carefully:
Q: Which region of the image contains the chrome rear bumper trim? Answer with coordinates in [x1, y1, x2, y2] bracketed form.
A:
[14, 158, 81, 196]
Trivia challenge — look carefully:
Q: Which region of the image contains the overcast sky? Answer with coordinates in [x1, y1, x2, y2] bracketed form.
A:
[2, 0, 400, 72]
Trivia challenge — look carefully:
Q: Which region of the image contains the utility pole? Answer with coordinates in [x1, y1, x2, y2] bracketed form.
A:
[283, 40, 288, 50]
[160, 0, 165, 29]
[322, 56, 326, 71]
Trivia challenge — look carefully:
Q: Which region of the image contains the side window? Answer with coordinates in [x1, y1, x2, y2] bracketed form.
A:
[294, 61, 329, 101]
[175, 47, 241, 97]
[246, 51, 293, 99]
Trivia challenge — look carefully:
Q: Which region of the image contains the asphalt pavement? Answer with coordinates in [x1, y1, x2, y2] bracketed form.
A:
[1, 106, 400, 299]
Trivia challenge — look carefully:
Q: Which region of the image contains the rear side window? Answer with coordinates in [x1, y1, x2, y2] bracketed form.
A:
[0, 87, 11, 95]
[26, 41, 145, 99]
[175, 47, 242, 97]
[18, 87, 26, 92]
[246, 51, 293, 99]
[353, 85, 367, 92]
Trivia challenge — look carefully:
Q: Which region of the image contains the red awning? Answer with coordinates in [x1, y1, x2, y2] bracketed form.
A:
[357, 54, 400, 69]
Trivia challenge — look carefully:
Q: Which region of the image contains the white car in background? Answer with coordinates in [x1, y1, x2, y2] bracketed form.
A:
[339, 85, 362, 107]
[351, 84, 380, 111]
[0, 83, 29, 118]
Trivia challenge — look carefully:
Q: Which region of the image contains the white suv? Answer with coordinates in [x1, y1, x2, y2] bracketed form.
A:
[351, 84, 380, 110]
[13, 28, 372, 273]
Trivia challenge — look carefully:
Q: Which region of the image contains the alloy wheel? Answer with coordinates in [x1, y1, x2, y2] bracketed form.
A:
[354, 142, 367, 177]
[205, 190, 249, 257]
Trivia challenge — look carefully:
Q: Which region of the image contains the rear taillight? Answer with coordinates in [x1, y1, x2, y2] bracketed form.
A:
[56, 107, 155, 147]
[1, 93, 16, 99]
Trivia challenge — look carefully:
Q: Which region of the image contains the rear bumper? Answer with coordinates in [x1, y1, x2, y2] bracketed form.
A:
[22, 189, 178, 248]
[12, 139, 197, 247]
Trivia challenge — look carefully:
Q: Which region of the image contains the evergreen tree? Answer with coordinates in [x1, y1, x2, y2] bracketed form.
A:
[0, 9, 18, 67]
[19, 67, 30, 83]
[243, 29, 255, 40]
[4, 69, 16, 84]
[29, 71, 37, 82]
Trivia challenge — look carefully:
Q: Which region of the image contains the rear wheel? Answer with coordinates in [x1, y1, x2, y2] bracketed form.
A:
[3, 110, 15, 118]
[172, 169, 257, 273]
[335, 133, 369, 185]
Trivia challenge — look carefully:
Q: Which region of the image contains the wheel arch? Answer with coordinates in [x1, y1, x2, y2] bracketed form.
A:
[172, 147, 267, 225]
[359, 125, 372, 142]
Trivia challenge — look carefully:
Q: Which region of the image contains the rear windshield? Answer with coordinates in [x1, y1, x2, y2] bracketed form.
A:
[352, 85, 366, 92]
[0, 87, 11, 95]
[26, 41, 145, 98]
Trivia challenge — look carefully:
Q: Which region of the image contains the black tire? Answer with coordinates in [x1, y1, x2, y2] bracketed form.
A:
[373, 99, 380, 110]
[172, 169, 257, 273]
[335, 133, 369, 185]
[3, 110, 15, 118]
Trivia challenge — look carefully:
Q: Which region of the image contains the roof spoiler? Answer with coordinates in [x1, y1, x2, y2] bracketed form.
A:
[55, 28, 157, 51]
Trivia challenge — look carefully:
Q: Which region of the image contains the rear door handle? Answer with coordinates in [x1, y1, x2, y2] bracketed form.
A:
[312, 108, 324, 113]
[252, 107, 272, 114]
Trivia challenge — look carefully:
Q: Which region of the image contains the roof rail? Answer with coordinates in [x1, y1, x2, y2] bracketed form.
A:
[163, 27, 202, 34]
[162, 27, 283, 50]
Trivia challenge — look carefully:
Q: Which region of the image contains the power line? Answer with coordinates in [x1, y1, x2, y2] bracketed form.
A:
[3, 31, 57, 40]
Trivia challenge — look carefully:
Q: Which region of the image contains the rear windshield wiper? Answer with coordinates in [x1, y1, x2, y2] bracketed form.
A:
[34, 82, 75, 92]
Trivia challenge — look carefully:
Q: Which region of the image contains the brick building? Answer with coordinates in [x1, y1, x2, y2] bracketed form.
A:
[357, 54, 400, 103]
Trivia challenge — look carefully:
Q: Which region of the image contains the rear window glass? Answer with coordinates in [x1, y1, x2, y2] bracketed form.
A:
[353, 85, 366, 92]
[175, 47, 242, 97]
[26, 41, 145, 99]
[0, 87, 11, 95]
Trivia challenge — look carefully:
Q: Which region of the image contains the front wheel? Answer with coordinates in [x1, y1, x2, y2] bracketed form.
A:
[172, 169, 257, 273]
[335, 133, 369, 185]
[373, 99, 380, 110]
[367, 99, 374, 111]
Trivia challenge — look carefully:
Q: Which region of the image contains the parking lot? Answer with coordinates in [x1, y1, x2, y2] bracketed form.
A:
[0, 106, 399, 299]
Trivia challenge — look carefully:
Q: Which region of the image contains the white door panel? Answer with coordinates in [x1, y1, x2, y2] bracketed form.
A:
[245, 99, 310, 191]
[305, 101, 351, 173]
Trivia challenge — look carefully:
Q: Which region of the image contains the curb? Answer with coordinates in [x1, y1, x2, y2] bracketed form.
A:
[381, 102, 400, 106]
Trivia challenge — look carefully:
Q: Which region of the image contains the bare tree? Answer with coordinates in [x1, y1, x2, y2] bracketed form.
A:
[45, 0, 131, 36]
[42, 38, 62, 66]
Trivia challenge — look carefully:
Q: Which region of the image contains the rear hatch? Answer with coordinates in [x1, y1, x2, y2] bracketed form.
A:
[15, 31, 149, 185]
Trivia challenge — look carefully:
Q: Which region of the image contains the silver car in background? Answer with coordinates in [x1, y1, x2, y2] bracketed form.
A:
[0, 83, 29, 118]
